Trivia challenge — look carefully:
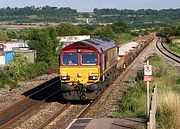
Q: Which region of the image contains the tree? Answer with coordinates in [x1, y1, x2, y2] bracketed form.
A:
[110, 21, 128, 34]
[92, 25, 117, 40]
[0, 31, 7, 41]
[8, 55, 29, 80]
[56, 23, 80, 36]
[28, 27, 59, 67]
[6, 30, 20, 39]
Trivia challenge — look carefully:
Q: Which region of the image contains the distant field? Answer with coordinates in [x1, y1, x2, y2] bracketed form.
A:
[0, 24, 38, 29]
[0, 22, 60, 30]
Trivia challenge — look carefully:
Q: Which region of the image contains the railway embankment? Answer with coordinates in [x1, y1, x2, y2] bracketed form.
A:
[82, 38, 179, 129]
[1, 37, 179, 129]
[110, 36, 180, 129]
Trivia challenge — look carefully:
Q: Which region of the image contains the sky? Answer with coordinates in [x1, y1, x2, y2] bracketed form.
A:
[0, 0, 180, 12]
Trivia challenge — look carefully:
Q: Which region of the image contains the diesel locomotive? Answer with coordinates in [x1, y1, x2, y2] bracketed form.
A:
[59, 37, 118, 100]
[59, 34, 155, 100]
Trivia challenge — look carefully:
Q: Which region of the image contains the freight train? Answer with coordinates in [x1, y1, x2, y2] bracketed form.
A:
[59, 34, 155, 100]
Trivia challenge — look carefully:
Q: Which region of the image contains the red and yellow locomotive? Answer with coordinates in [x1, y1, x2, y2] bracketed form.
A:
[59, 34, 156, 100]
[59, 37, 118, 100]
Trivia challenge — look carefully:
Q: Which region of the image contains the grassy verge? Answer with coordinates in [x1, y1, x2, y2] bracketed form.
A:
[112, 69, 146, 118]
[112, 54, 180, 129]
[168, 39, 180, 55]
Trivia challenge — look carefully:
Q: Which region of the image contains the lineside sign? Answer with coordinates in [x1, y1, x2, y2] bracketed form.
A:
[144, 65, 152, 76]
[144, 76, 153, 81]
[144, 63, 152, 81]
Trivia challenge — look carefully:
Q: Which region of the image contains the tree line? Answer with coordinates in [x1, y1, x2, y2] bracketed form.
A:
[157, 25, 180, 42]
[0, 6, 77, 22]
[0, 6, 180, 28]
[94, 8, 180, 28]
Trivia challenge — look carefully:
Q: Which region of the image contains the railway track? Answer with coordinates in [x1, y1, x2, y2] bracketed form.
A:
[76, 38, 160, 119]
[0, 37, 160, 129]
[39, 38, 159, 129]
[156, 38, 180, 63]
[0, 78, 60, 129]
[36, 103, 71, 129]
[35, 89, 108, 129]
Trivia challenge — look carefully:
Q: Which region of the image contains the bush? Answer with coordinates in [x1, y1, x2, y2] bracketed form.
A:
[135, 68, 144, 81]
[8, 55, 29, 80]
[0, 55, 48, 89]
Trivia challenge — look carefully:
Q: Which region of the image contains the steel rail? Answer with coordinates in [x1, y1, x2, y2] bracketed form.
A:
[76, 37, 159, 119]
[37, 103, 71, 129]
[0, 89, 62, 129]
[0, 79, 60, 129]
[156, 38, 180, 63]
[161, 41, 180, 58]
[0, 79, 60, 117]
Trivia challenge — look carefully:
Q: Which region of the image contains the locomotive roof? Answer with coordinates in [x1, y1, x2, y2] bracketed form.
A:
[61, 37, 117, 53]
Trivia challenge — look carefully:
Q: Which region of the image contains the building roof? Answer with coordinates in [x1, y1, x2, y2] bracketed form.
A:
[0, 40, 25, 44]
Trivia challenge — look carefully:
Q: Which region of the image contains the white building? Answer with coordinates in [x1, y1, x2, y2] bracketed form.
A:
[57, 35, 90, 48]
[0, 40, 28, 51]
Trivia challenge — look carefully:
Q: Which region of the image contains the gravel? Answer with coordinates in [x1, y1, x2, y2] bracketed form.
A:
[83, 38, 158, 118]
[1, 37, 178, 129]
[9, 102, 64, 129]
[44, 104, 88, 129]
[0, 73, 59, 112]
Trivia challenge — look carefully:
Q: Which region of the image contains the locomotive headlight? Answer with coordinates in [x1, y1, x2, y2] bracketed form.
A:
[89, 76, 98, 80]
[77, 73, 82, 77]
[61, 75, 70, 80]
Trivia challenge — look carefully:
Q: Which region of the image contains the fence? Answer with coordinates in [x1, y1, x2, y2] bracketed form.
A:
[147, 85, 157, 129]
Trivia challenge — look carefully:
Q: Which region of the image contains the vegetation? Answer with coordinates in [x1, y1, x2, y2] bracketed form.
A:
[0, 6, 180, 29]
[117, 33, 135, 44]
[157, 25, 180, 54]
[0, 21, 136, 44]
[28, 27, 59, 68]
[0, 55, 48, 89]
[0, 6, 77, 23]
[112, 69, 146, 118]
[0, 29, 29, 40]
[113, 54, 180, 129]
[168, 39, 180, 55]
[0, 20, 147, 89]
[93, 8, 180, 29]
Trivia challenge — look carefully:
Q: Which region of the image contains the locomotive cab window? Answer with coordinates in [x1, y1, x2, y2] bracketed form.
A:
[62, 53, 78, 65]
[82, 53, 97, 65]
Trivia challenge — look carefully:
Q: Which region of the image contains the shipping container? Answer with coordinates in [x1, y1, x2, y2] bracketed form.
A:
[4, 51, 14, 64]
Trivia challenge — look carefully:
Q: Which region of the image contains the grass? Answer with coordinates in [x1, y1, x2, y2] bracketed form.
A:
[112, 82, 146, 118]
[112, 54, 180, 129]
[168, 39, 180, 55]
[117, 33, 135, 45]
[157, 91, 180, 129]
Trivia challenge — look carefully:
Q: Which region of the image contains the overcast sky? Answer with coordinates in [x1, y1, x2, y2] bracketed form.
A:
[0, 0, 180, 12]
